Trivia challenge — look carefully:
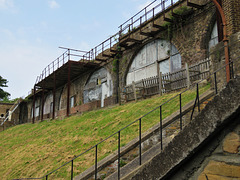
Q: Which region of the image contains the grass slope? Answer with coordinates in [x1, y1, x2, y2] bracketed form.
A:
[0, 85, 210, 179]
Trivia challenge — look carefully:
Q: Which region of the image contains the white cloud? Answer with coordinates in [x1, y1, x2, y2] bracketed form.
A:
[48, 0, 60, 9]
[0, 0, 14, 9]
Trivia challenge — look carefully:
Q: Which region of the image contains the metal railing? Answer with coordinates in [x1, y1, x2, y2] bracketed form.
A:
[35, 32, 120, 85]
[15, 54, 236, 179]
[81, 32, 120, 61]
[34, 0, 185, 86]
[35, 49, 89, 85]
[119, 0, 181, 36]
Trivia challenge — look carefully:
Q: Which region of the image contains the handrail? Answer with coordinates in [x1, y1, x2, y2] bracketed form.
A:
[15, 55, 237, 179]
[33, 0, 188, 90]
[35, 49, 89, 85]
[119, 0, 181, 36]
[34, 0, 183, 86]
[119, 0, 158, 29]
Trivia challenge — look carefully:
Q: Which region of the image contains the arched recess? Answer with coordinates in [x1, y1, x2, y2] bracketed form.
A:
[31, 98, 41, 118]
[59, 83, 77, 110]
[126, 39, 181, 85]
[43, 93, 53, 115]
[83, 67, 113, 107]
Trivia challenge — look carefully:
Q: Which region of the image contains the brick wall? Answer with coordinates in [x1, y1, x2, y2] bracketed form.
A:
[118, 1, 216, 90]
[0, 103, 13, 117]
[23, 0, 240, 123]
[222, 0, 240, 35]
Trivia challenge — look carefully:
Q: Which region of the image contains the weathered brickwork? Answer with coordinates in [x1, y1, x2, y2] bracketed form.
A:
[210, 32, 240, 91]
[118, 1, 216, 92]
[0, 103, 13, 118]
[222, 0, 240, 35]
[20, 0, 240, 122]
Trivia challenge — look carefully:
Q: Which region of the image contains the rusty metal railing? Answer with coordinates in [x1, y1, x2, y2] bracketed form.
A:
[35, 0, 182, 86]
[119, 0, 180, 36]
[35, 48, 89, 85]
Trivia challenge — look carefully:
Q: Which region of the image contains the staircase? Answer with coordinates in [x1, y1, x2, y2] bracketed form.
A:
[1, 99, 22, 131]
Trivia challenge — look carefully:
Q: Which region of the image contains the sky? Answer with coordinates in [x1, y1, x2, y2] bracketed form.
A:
[0, 0, 154, 99]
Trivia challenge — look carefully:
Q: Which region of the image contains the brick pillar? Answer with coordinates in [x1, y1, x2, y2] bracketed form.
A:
[222, 0, 240, 35]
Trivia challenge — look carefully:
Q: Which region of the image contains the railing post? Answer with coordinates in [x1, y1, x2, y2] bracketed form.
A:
[95, 47, 97, 60]
[71, 160, 74, 180]
[110, 38, 112, 49]
[160, 106, 163, 150]
[131, 17, 133, 30]
[132, 81, 137, 102]
[95, 145, 98, 180]
[68, 49, 70, 61]
[53, 62, 55, 73]
[32, 85, 36, 124]
[119, 25, 122, 38]
[46, 175, 48, 180]
[139, 118, 142, 165]
[185, 63, 191, 88]
[179, 94, 182, 130]
[145, 8, 147, 21]
[118, 131, 121, 180]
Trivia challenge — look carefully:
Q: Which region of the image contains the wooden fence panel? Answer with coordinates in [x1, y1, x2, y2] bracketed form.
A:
[123, 58, 211, 102]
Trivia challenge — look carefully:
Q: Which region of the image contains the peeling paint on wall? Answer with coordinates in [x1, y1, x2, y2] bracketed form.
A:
[43, 93, 53, 115]
[209, 22, 219, 52]
[126, 39, 181, 85]
[83, 67, 113, 107]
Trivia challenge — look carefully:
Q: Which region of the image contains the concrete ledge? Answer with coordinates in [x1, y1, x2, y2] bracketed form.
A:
[122, 77, 240, 180]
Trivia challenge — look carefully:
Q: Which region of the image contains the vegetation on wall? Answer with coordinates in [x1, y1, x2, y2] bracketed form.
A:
[112, 46, 122, 73]
[162, 6, 193, 41]
[0, 75, 10, 102]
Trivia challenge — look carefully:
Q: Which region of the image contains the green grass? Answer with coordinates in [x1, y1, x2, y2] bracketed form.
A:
[0, 84, 210, 180]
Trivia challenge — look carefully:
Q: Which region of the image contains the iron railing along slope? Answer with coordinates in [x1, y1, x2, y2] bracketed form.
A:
[14, 56, 236, 180]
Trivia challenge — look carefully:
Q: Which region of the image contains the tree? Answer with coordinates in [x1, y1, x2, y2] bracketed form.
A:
[0, 76, 10, 101]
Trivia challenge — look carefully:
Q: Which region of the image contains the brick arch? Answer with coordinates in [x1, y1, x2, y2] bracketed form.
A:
[201, 12, 218, 56]
[123, 38, 181, 86]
